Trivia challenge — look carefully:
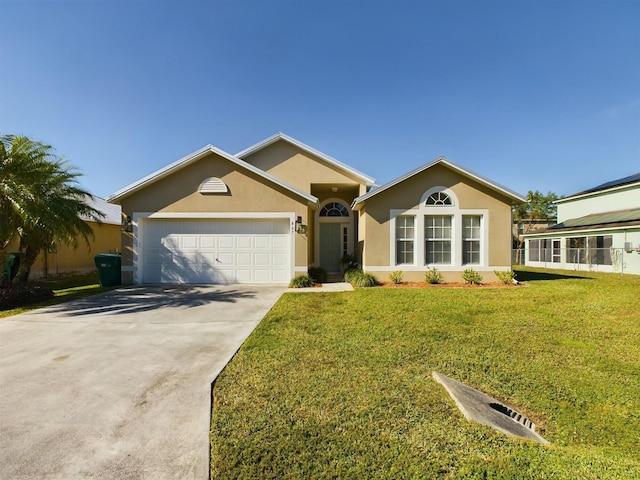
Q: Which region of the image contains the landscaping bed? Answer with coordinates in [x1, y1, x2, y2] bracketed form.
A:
[379, 281, 520, 288]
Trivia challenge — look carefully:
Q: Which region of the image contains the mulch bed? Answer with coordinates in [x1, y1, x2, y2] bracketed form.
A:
[379, 282, 520, 288]
[0, 285, 54, 310]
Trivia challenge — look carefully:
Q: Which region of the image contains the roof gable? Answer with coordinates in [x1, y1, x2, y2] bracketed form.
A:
[236, 133, 375, 186]
[352, 157, 525, 210]
[106, 145, 318, 205]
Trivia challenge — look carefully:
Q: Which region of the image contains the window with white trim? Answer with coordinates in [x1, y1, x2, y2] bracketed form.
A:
[425, 191, 453, 206]
[395, 216, 415, 264]
[391, 187, 488, 269]
[320, 202, 349, 217]
[425, 215, 452, 264]
[462, 215, 481, 264]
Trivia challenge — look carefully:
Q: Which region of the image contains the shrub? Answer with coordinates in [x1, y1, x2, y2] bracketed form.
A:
[340, 253, 359, 271]
[462, 268, 483, 285]
[0, 285, 54, 311]
[308, 267, 328, 283]
[389, 270, 404, 284]
[343, 268, 363, 283]
[288, 275, 314, 288]
[350, 272, 378, 288]
[424, 267, 443, 284]
[494, 270, 516, 284]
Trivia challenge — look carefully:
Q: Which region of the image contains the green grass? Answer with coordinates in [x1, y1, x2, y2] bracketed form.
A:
[211, 267, 640, 479]
[0, 272, 118, 318]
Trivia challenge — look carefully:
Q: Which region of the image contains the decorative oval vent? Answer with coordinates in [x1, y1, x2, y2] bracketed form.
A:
[199, 177, 228, 194]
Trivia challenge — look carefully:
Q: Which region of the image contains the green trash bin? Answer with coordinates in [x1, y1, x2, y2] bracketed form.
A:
[94, 254, 122, 287]
[3, 252, 21, 284]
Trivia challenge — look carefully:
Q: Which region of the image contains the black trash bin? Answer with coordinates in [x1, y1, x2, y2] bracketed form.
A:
[94, 254, 122, 287]
[3, 252, 21, 284]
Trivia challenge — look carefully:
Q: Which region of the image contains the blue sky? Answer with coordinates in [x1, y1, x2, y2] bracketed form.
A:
[2, 0, 639, 200]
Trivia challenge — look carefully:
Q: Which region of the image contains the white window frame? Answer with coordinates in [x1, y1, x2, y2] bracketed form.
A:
[394, 214, 416, 265]
[389, 187, 489, 271]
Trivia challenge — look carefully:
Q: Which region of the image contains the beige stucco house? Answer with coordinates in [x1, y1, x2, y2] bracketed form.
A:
[106, 133, 525, 285]
[5, 196, 122, 279]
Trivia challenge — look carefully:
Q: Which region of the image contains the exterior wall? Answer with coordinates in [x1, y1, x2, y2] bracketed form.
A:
[525, 228, 640, 275]
[241, 140, 364, 193]
[360, 164, 515, 278]
[10, 222, 121, 279]
[557, 184, 639, 221]
[118, 152, 310, 284]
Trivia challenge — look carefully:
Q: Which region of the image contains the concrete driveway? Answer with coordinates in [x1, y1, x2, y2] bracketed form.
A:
[0, 285, 284, 479]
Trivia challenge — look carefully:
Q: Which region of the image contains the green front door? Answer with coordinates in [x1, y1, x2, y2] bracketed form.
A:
[319, 223, 342, 273]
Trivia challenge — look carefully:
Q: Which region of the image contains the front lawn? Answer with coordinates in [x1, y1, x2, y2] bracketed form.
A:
[0, 272, 118, 318]
[211, 268, 640, 479]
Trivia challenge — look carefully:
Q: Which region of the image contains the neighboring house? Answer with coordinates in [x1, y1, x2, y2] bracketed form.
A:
[513, 218, 556, 244]
[7, 196, 122, 278]
[106, 133, 525, 285]
[524, 173, 640, 275]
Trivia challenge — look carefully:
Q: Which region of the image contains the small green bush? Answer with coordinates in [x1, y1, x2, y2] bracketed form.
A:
[389, 270, 404, 284]
[494, 269, 516, 284]
[462, 268, 483, 285]
[424, 267, 443, 284]
[308, 267, 328, 283]
[350, 272, 378, 288]
[343, 268, 363, 283]
[340, 253, 359, 271]
[288, 274, 314, 288]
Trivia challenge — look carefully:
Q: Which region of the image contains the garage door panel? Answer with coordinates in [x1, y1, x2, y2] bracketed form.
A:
[272, 253, 289, 266]
[142, 218, 291, 284]
[254, 236, 271, 249]
[253, 253, 270, 266]
[272, 236, 289, 249]
[218, 236, 234, 249]
[236, 236, 252, 249]
[236, 253, 252, 266]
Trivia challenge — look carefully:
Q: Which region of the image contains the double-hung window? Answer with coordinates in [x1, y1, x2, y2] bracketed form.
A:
[395, 216, 415, 264]
[425, 215, 452, 264]
[462, 215, 481, 264]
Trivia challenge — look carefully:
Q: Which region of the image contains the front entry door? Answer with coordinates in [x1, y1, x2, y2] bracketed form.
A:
[319, 223, 342, 273]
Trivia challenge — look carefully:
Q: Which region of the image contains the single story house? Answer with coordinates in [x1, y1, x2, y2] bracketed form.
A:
[106, 133, 525, 285]
[524, 173, 640, 275]
[6, 196, 122, 278]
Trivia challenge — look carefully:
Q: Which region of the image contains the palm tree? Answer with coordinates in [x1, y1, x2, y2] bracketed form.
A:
[1, 134, 103, 283]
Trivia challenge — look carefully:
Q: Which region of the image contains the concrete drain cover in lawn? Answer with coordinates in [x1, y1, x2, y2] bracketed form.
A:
[433, 372, 549, 444]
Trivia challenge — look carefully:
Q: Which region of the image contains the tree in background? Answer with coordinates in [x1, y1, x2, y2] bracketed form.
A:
[513, 190, 560, 261]
[0, 135, 103, 283]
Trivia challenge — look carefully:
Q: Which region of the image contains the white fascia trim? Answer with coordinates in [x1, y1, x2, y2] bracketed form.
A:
[556, 181, 640, 204]
[106, 144, 318, 206]
[352, 157, 526, 210]
[106, 145, 214, 203]
[523, 224, 640, 238]
[236, 132, 376, 186]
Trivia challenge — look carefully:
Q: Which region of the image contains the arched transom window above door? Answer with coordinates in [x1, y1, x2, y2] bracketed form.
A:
[320, 202, 350, 217]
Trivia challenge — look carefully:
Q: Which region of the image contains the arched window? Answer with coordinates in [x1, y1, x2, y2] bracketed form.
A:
[320, 202, 349, 217]
[425, 191, 452, 206]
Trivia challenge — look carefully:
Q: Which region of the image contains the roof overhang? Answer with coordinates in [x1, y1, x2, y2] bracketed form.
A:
[351, 157, 526, 210]
[106, 145, 318, 207]
[236, 132, 376, 187]
[523, 208, 640, 237]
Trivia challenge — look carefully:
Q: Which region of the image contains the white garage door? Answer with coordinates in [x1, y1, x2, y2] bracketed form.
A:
[141, 218, 291, 284]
